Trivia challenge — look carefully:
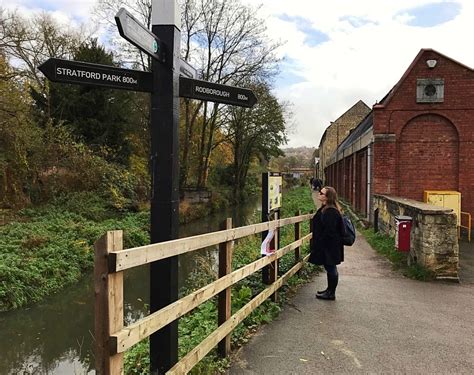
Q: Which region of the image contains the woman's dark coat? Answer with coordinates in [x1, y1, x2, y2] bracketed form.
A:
[309, 206, 344, 265]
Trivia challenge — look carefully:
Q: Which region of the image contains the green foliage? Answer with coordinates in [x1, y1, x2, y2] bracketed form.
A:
[208, 164, 234, 187]
[49, 191, 113, 221]
[179, 189, 233, 225]
[226, 82, 289, 201]
[360, 229, 401, 263]
[0, 53, 40, 208]
[29, 122, 145, 209]
[404, 262, 436, 281]
[0, 196, 149, 311]
[359, 227, 435, 281]
[32, 38, 135, 165]
[123, 340, 149, 375]
[208, 190, 232, 213]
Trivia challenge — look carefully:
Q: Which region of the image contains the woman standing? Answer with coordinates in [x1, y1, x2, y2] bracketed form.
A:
[309, 186, 344, 301]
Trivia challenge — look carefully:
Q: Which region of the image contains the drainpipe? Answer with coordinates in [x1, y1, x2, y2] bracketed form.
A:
[367, 143, 372, 222]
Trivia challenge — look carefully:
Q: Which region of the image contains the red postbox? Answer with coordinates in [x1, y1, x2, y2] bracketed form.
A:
[395, 215, 412, 252]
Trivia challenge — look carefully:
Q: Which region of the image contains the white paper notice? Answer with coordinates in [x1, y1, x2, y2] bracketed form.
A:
[260, 229, 275, 255]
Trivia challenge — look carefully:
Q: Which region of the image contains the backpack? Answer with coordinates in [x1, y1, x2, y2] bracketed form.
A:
[341, 215, 356, 246]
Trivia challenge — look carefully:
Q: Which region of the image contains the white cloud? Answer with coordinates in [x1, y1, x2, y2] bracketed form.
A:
[4, 0, 473, 148]
[3, 0, 96, 20]
[2, 0, 97, 31]
[241, 0, 474, 147]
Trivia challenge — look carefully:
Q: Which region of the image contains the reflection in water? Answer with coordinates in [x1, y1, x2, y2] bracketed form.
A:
[0, 199, 260, 374]
[0, 275, 95, 374]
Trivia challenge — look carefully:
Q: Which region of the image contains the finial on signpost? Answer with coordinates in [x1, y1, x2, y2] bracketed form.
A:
[152, 0, 181, 29]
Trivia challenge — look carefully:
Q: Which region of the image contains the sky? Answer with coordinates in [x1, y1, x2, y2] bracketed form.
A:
[3, 0, 474, 148]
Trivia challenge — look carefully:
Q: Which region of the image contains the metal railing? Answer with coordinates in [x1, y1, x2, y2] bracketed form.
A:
[460, 211, 472, 242]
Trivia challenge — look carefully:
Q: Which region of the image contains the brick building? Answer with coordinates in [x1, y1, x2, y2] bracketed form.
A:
[318, 100, 370, 180]
[325, 49, 474, 220]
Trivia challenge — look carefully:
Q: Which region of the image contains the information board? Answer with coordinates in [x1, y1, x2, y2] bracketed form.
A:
[268, 175, 283, 212]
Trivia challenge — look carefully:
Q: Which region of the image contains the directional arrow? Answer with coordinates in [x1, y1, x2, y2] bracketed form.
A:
[179, 59, 198, 79]
[115, 8, 166, 63]
[38, 58, 153, 92]
[179, 77, 257, 108]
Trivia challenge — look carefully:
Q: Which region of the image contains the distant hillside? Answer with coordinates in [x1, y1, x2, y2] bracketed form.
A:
[269, 147, 317, 171]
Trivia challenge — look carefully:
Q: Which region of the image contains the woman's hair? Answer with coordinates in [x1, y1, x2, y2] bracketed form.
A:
[321, 186, 342, 212]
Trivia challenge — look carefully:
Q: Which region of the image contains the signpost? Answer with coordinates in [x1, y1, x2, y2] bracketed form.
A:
[38, 58, 153, 92]
[179, 76, 257, 108]
[115, 7, 166, 63]
[148, 1, 180, 372]
[40, 1, 257, 373]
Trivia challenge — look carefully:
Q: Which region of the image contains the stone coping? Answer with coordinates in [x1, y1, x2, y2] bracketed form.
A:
[374, 194, 454, 215]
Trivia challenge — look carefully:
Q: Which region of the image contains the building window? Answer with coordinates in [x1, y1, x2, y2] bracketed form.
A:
[416, 78, 444, 103]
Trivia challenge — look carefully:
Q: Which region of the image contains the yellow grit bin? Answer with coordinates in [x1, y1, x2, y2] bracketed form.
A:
[423, 190, 461, 226]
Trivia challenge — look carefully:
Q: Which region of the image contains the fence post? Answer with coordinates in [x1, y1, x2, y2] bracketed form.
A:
[94, 230, 124, 375]
[218, 218, 233, 358]
[295, 210, 301, 275]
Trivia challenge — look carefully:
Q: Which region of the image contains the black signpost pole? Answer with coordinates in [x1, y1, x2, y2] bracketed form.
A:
[261, 172, 270, 284]
[149, 0, 180, 373]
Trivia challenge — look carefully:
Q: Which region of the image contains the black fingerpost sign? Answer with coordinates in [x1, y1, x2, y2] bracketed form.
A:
[179, 76, 257, 108]
[38, 58, 153, 92]
[115, 8, 166, 63]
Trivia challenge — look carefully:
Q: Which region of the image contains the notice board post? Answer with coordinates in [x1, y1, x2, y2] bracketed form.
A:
[261, 172, 282, 287]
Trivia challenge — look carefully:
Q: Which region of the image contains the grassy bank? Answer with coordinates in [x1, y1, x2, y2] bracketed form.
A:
[124, 186, 318, 374]
[0, 192, 150, 311]
[0, 184, 242, 312]
[359, 227, 435, 281]
[340, 201, 435, 281]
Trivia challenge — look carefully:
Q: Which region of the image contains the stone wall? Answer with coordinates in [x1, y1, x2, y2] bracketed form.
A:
[318, 100, 370, 179]
[181, 189, 211, 204]
[373, 194, 458, 281]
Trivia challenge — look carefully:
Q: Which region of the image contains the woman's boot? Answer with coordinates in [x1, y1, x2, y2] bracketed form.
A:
[316, 274, 338, 300]
[316, 273, 330, 295]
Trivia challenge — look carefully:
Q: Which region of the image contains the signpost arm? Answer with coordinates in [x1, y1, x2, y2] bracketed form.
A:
[149, 0, 180, 373]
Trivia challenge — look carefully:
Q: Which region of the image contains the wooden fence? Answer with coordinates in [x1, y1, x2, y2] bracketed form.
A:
[94, 211, 314, 374]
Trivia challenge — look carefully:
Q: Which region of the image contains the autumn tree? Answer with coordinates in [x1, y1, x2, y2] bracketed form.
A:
[0, 10, 147, 207]
[181, 0, 282, 189]
[223, 82, 288, 201]
[0, 52, 40, 207]
[93, 0, 283, 191]
[0, 9, 79, 206]
[0, 8, 87, 90]
[31, 38, 136, 165]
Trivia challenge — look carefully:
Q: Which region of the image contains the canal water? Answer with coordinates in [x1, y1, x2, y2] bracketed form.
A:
[0, 199, 260, 374]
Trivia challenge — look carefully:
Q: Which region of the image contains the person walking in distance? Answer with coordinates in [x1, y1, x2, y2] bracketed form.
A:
[314, 178, 323, 192]
[308, 186, 344, 300]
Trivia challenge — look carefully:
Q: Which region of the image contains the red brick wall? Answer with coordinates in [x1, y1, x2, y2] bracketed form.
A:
[372, 133, 397, 195]
[398, 114, 458, 200]
[357, 150, 368, 215]
[373, 50, 474, 216]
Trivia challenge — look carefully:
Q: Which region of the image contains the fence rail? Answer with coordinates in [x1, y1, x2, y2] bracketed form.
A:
[109, 214, 312, 272]
[95, 212, 313, 374]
